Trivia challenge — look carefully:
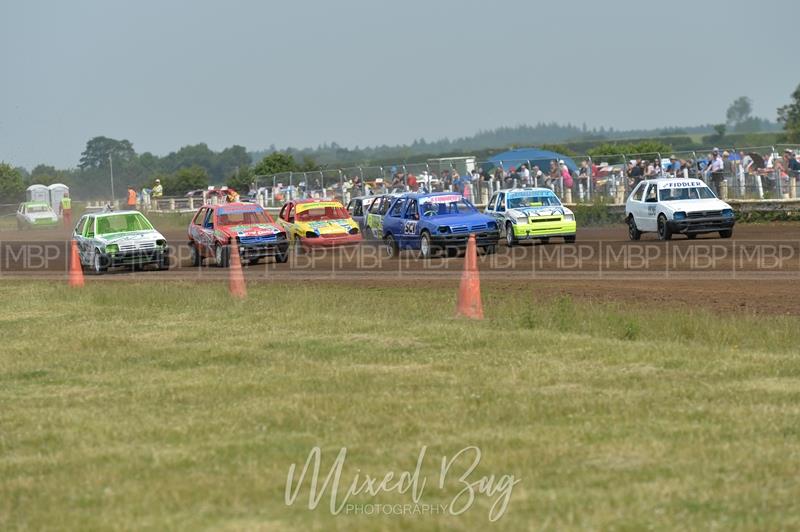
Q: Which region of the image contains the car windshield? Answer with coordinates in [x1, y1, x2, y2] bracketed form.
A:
[507, 192, 561, 208]
[27, 205, 51, 213]
[218, 210, 271, 226]
[95, 213, 154, 235]
[658, 187, 716, 201]
[296, 205, 349, 221]
[420, 197, 477, 217]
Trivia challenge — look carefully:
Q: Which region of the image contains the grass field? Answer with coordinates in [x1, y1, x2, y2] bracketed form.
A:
[2, 281, 800, 530]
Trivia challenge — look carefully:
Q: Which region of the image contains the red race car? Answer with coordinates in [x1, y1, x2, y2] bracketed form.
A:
[188, 202, 289, 266]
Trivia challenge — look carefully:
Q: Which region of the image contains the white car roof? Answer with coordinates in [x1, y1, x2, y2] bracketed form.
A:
[91, 210, 145, 218]
[639, 179, 708, 190]
[500, 188, 555, 194]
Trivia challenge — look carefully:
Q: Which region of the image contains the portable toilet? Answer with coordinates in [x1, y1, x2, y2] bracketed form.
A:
[26, 184, 49, 203]
[48, 184, 69, 214]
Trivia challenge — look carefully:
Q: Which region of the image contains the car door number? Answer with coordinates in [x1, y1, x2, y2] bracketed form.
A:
[403, 221, 418, 235]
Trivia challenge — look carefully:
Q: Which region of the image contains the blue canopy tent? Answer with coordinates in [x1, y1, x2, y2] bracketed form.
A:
[482, 148, 578, 174]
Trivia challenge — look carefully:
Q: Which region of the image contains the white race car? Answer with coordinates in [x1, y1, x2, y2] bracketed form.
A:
[625, 179, 735, 240]
[73, 210, 169, 273]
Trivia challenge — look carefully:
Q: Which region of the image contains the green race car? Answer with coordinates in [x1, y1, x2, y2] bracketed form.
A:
[485, 188, 576, 246]
[16, 201, 59, 229]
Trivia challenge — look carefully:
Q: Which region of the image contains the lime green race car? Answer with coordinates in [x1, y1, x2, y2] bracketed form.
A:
[16, 201, 59, 229]
[485, 188, 576, 246]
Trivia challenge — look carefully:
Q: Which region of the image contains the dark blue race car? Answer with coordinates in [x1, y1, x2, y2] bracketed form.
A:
[381, 193, 500, 258]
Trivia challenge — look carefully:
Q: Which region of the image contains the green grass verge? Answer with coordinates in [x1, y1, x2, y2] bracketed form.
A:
[1, 282, 800, 530]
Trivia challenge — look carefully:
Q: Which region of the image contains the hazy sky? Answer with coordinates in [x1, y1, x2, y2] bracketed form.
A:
[1, 0, 796, 169]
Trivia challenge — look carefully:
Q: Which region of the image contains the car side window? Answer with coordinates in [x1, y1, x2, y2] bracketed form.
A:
[278, 204, 288, 221]
[630, 183, 642, 201]
[193, 208, 206, 226]
[379, 199, 392, 215]
[203, 208, 214, 228]
[75, 217, 87, 235]
[368, 198, 381, 214]
[497, 193, 506, 212]
[405, 199, 419, 220]
[288, 204, 296, 223]
[645, 185, 658, 203]
[389, 199, 406, 217]
[84, 217, 95, 238]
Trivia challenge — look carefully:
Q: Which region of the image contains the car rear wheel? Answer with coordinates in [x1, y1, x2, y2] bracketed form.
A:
[505, 223, 517, 247]
[627, 216, 642, 241]
[215, 244, 230, 267]
[190, 244, 202, 267]
[657, 215, 672, 241]
[275, 247, 289, 263]
[719, 229, 733, 239]
[384, 234, 398, 259]
[564, 235, 576, 244]
[687, 233, 698, 240]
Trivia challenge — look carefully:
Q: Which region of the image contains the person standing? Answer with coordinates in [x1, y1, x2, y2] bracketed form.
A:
[127, 186, 137, 209]
[519, 164, 531, 187]
[60, 192, 72, 228]
[152, 178, 164, 199]
[707, 148, 725, 197]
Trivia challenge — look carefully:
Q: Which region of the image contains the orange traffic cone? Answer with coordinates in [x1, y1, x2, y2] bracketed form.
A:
[228, 240, 247, 299]
[68, 240, 84, 288]
[456, 234, 483, 319]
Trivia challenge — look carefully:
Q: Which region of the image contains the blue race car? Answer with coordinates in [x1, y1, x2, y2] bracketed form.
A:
[381, 192, 500, 258]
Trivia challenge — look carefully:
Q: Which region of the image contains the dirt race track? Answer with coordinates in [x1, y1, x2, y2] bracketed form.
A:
[3, 223, 800, 315]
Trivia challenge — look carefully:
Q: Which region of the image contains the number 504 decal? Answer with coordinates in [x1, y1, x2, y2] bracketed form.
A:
[648, 205, 657, 216]
[403, 221, 418, 235]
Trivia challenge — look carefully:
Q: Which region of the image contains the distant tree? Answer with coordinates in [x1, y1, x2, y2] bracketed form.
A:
[713, 124, 727, 139]
[777, 83, 800, 143]
[254, 152, 299, 176]
[226, 165, 255, 193]
[726, 96, 752, 126]
[161, 166, 209, 196]
[78, 136, 136, 169]
[0, 162, 26, 203]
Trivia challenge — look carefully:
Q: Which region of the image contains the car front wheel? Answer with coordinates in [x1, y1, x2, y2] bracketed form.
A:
[419, 232, 433, 259]
[719, 229, 733, 239]
[628, 216, 642, 241]
[93, 250, 108, 274]
[215, 244, 230, 267]
[657, 215, 672, 241]
[506, 223, 517, 247]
